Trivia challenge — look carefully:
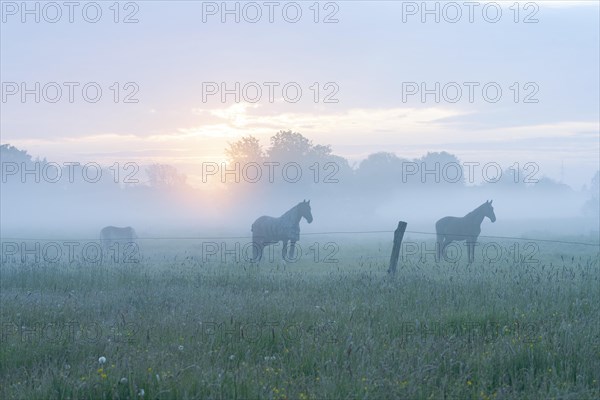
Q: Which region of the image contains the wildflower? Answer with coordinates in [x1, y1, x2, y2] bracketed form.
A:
[138, 388, 145, 397]
[98, 356, 106, 364]
[120, 377, 128, 384]
[178, 345, 184, 351]
[229, 355, 235, 361]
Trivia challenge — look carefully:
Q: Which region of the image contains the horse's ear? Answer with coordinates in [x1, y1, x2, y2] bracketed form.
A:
[490, 200, 493, 204]
[308, 200, 310, 205]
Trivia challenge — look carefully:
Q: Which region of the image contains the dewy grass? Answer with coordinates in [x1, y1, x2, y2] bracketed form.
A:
[1, 237, 599, 399]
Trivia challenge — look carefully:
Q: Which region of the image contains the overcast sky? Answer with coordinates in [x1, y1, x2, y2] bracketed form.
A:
[1, 1, 598, 188]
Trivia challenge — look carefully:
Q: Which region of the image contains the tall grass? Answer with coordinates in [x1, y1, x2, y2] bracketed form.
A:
[1, 237, 599, 399]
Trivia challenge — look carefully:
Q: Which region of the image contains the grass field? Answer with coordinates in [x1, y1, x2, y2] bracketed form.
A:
[1, 236, 599, 399]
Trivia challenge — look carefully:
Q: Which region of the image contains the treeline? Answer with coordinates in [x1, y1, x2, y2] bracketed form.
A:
[1, 133, 586, 193]
[219, 130, 586, 194]
[1, 130, 598, 228]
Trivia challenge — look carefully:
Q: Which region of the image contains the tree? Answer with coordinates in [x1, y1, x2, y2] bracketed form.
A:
[146, 164, 187, 188]
[356, 152, 408, 188]
[267, 130, 332, 160]
[0, 144, 35, 164]
[225, 136, 264, 164]
[418, 151, 465, 186]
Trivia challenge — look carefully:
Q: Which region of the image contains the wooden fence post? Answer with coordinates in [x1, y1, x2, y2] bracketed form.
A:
[388, 221, 407, 275]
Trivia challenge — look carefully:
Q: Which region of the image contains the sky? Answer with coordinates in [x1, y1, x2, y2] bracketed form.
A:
[1, 0, 599, 189]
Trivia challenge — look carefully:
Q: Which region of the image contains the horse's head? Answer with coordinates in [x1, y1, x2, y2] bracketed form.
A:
[484, 200, 496, 222]
[299, 199, 313, 223]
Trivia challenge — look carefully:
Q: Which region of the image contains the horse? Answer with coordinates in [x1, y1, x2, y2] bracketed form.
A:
[100, 226, 137, 251]
[435, 200, 496, 264]
[251, 200, 313, 262]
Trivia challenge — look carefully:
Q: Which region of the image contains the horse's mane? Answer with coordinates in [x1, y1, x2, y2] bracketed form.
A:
[280, 202, 301, 220]
[465, 202, 487, 218]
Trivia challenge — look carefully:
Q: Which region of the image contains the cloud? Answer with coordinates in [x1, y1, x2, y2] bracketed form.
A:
[4, 103, 597, 188]
[538, 1, 598, 8]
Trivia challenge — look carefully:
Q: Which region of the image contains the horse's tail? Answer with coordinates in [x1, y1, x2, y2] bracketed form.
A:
[251, 217, 260, 233]
[251, 218, 263, 234]
[251, 218, 265, 240]
[250, 218, 266, 262]
[435, 219, 442, 235]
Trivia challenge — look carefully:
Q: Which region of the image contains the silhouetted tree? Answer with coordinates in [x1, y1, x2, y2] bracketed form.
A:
[267, 130, 331, 160]
[265, 131, 352, 191]
[146, 164, 187, 188]
[225, 135, 264, 164]
[418, 151, 465, 186]
[0, 144, 35, 164]
[355, 152, 409, 189]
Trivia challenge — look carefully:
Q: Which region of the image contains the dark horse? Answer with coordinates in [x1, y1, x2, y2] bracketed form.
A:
[251, 200, 313, 262]
[435, 200, 496, 263]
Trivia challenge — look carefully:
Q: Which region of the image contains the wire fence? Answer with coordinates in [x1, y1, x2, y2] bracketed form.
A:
[1, 229, 598, 247]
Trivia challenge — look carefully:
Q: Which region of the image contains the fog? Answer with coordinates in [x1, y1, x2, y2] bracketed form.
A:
[1, 140, 598, 245]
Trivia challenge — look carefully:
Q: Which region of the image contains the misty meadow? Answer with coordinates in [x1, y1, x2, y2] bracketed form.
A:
[1, 135, 599, 399]
[2, 1, 600, 399]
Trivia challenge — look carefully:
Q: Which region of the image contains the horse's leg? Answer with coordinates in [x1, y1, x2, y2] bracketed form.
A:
[466, 242, 470, 264]
[252, 243, 258, 262]
[436, 234, 443, 262]
[467, 240, 474, 264]
[252, 238, 263, 262]
[281, 240, 288, 261]
[440, 239, 449, 262]
[471, 241, 475, 263]
[288, 241, 296, 260]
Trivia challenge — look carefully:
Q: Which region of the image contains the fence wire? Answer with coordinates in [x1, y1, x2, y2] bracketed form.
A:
[1, 230, 598, 247]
